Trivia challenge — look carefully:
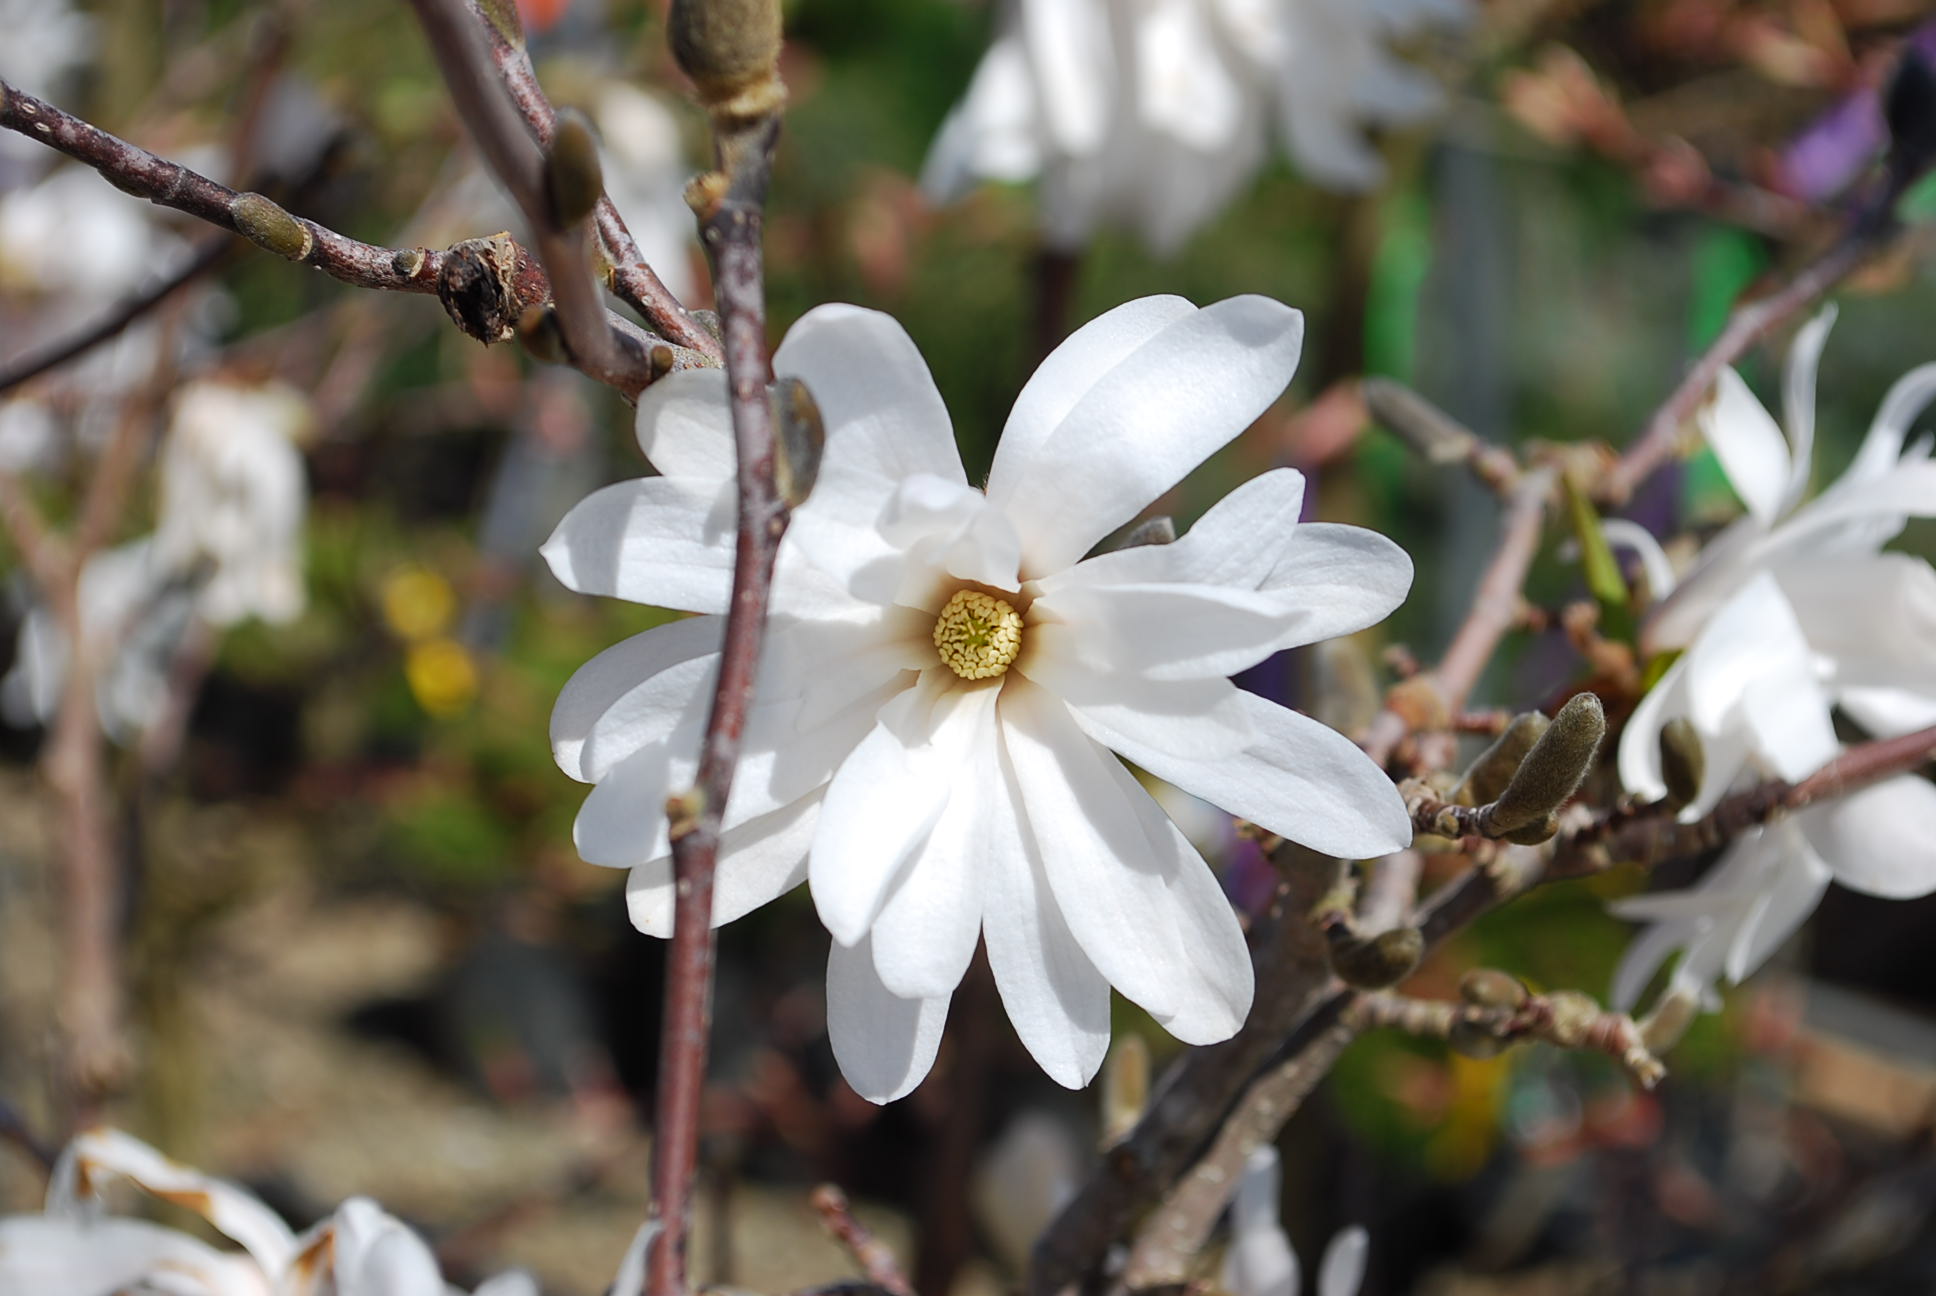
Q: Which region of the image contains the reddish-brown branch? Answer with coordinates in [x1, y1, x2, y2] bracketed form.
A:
[811, 1185, 916, 1296]
[457, 0, 720, 360]
[1601, 231, 1884, 505]
[648, 115, 786, 1296]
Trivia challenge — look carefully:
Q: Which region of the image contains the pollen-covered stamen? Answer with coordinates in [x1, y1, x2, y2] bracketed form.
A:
[933, 589, 1024, 680]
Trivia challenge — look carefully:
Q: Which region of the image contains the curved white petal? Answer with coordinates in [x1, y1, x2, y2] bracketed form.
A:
[624, 792, 820, 937]
[1777, 306, 1835, 513]
[0, 1216, 270, 1296]
[1609, 908, 1701, 1012]
[1598, 519, 1678, 603]
[1317, 1226, 1369, 1296]
[1254, 523, 1413, 646]
[1030, 581, 1295, 680]
[633, 368, 735, 486]
[1041, 468, 1308, 593]
[540, 478, 733, 614]
[1799, 777, 1936, 899]
[1223, 1147, 1298, 1296]
[826, 934, 951, 1104]
[1066, 687, 1410, 859]
[1701, 366, 1790, 526]
[551, 617, 722, 782]
[1844, 361, 1936, 486]
[870, 777, 987, 1001]
[983, 723, 1113, 1087]
[1777, 554, 1936, 702]
[1723, 822, 1830, 983]
[1680, 572, 1809, 736]
[811, 678, 998, 946]
[1001, 681, 1251, 1042]
[1617, 655, 1687, 802]
[987, 296, 1305, 576]
[1019, 643, 1257, 757]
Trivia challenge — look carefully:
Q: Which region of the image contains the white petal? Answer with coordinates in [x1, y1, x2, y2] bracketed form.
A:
[1254, 523, 1414, 647]
[991, 295, 1197, 489]
[870, 777, 987, 1000]
[1798, 777, 1936, 899]
[772, 305, 964, 487]
[1610, 912, 1698, 1012]
[1040, 468, 1308, 593]
[983, 723, 1113, 1087]
[604, 1221, 660, 1296]
[1700, 366, 1790, 525]
[826, 934, 950, 1103]
[541, 478, 733, 614]
[1723, 822, 1830, 982]
[1839, 685, 1936, 740]
[810, 679, 998, 945]
[1776, 554, 1936, 701]
[1845, 361, 1936, 486]
[1001, 681, 1250, 1042]
[1317, 1227, 1369, 1296]
[1030, 580, 1295, 680]
[330, 1198, 444, 1296]
[551, 616, 722, 782]
[1019, 0, 1113, 153]
[1617, 655, 1687, 802]
[0, 1216, 270, 1296]
[633, 368, 735, 486]
[1598, 519, 1678, 603]
[1680, 572, 1809, 737]
[1738, 674, 1838, 783]
[624, 792, 819, 937]
[1776, 306, 1835, 513]
[920, 35, 1043, 199]
[1066, 688, 1411, 860]
[987, 296, 1305, 576]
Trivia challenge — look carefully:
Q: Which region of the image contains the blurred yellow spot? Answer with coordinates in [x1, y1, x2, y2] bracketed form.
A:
[382, 565, 457, 641]
[406, 638, 478, 716]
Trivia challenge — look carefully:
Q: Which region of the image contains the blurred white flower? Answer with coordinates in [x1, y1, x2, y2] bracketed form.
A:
[594, 83, 698, 305]
[1611, 312, 1936, 1010]
[0, 168, 180, 301]
[971, 1108, 1085, 1273]
[156, 379, 311, 627]
[922, 0, 1469, 254]
[0, 1128, 545, 1296]
[1222, 1146, 1367, 1296]
[544, 293, 1413, 1100]
[0, 0, 91, 169]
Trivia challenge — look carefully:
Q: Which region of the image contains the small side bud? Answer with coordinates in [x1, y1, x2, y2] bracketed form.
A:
[1659, 717, 1704, 811]
[1540, 990, 1601, 1049]
[230, 192, 313, 261]
[669, 0, 785, 123]
[1486, 692, 1605, 833]
[770, 376, 824, 511]
[1447, 1020, 1511, 1060]
[1639, 987, 1699, 1053]
[1501, 810, 1561, 845]
[1100, 1035, 1149, 1149]
[1330, 927, 1424, 990]
[544, 109, 605, 231]
[1459, 968, 1529, 1010]
[1453, 711, 1548, 807]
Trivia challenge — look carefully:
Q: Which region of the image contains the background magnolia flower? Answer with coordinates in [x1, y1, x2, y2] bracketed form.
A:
[0, 1128, 551, 1296]
[544, 293, 1413, 1100]
[921, 0, 1468, 253]
[1611, 315, 1936, 1011]
[1222, 1146, 1368, 1296]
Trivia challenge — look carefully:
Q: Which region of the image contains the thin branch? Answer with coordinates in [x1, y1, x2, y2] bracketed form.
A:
[455, 0, 720, 360]
[811, 1185, 916, 1296]
[647, 105, 789, 1296]
[1350, 988, 1664, 1087]
[1358, 467, 1556, 768]
[1600, 228, 1886, 505]
[1548, 722, 1936, 880]
[1362, 378, 1520, 497]
[0, 1095, 56, 1173]
[0, 238, 232, 396]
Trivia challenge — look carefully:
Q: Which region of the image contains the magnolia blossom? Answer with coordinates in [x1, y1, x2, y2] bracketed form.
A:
[156, 379, 311, 627]
[1222, 1147, 1367, 1296]
[922, 0, 1468, 254]
[1611, 313, 1936, 1011]
[0, 0, 90, 166]
[544, 294, 1413, 1100]
[0, 1128, 570, 1296]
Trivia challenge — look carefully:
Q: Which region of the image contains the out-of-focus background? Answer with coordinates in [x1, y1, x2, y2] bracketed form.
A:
[4, 0, 1936, 1291]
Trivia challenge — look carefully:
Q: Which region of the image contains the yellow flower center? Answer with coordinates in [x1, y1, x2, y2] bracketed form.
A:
[932, 589, 1023, 680]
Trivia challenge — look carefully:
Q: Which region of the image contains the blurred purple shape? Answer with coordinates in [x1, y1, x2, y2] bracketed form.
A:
[1778, 21, 1936, 201]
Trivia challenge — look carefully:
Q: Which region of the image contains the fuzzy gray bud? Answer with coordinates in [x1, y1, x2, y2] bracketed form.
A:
[1658, 717, 1704, 811]
[543, 109, 605, 231]
[1454, 712, 1548, 808]
[1331, 927, 1424, 989]
[230, 192, 313, 261]
[1486, 693, 1605, 833]
[669, 0, 785, 121]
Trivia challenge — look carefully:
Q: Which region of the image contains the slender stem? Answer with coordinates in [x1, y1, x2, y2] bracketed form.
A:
[1601, 230, 1884, 505]
[648, 114, 786, 1296]
[811, 1184, 916, 1296]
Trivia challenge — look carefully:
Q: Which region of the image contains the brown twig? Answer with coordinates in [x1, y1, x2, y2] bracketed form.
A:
[1358, 467, 1556, 768]
[811, 1185, 916, 1296]
[455, 0, 720, 359]
[1363, 378, 1521, 497]
[1600, 229, 1885, 505]
[1350, 988, 1664, 1087]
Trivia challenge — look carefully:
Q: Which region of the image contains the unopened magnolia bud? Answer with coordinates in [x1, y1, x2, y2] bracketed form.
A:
[1120, 516, 1177, 548]
[1331, 927, 1424, 989]
[1100, 1035, 1149, 1148]
[1640, 987, 1698, 1053]
[1658, 717, 1704, 810]
[1501, 811, 1561, 845]
[544, 109, 605, 231]
[1454, 712, 1548, 807]
[1487, 692, 1605, 833]
[230, 192, 313, 261]
[1459, 968, 1529, 1010]
[1541, 990, 1601, 1049]
[1447, 1020, 1510, 1060]
[771, 376, 824, 511]
[669, 0, 785, 121]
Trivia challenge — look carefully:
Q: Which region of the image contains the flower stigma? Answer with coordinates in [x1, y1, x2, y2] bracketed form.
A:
[932, 589, 1024, 680]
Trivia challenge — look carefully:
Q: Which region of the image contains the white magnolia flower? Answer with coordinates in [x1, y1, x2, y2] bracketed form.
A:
[544, 293, 1413, 1100]
[1222, 1146, 1367, 1296]
[1611, 313, 1936, 1010]
[922, 0, 1468, 254]
[155, 379, 311, 627]
[0, 1128, 547, 1296]
[0, 0, 91, 166]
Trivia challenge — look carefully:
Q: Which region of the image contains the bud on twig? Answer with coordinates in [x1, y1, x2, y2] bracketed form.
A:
[543, 109, 605, 232]
[1100, 1035, 1149, 1149]
[1459, 968, 1529, 1010]
[1485, 692, 1605, 839]
[1454, 711, 1549, 807]
[1658, 716, 1704, 811]
[669, 0, 785, 124]
[1330, 926, 1424, 989]
[770, 376, 824, 512]
[230, 192, 314, 261]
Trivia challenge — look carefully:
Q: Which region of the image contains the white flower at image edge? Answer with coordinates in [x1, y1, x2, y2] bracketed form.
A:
[1223, 1146, 1367, 1296]
[543, 294, 1414, 1101]
[1609, 310, 1936, 1010]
